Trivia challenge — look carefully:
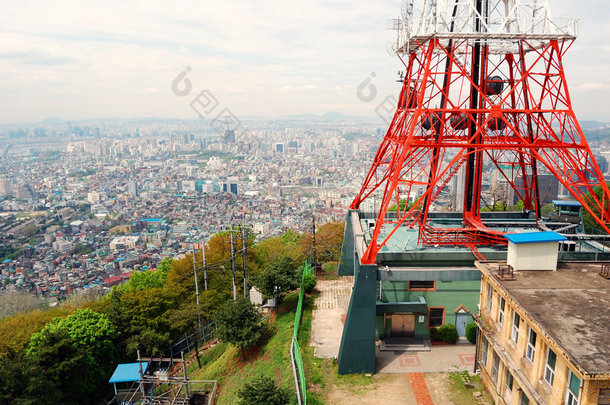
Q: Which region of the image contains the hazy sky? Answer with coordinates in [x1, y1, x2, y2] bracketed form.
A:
[1, 0, 609, 124]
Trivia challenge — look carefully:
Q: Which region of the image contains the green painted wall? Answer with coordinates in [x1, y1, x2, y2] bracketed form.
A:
[377, 313, 430, 339]
[338, 210, 355, 276]
[337, 263, 377, 374]
[375, 280, 479, 338]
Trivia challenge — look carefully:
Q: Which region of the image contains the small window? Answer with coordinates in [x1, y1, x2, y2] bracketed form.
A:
[565, 371, 580, 405]
[520, 392, 530, 405]
[511, 311, 520, 343]
[486, 283, 493, 311]
[429, 307, 444, 327]
[492, 352, 500, 383]
[480, 337, 489, 369]
[544, 348, 556, 386]
[504, 369, 514, 401]
[526, 328, 536, 362]
[505, 370, 514, 391]
[498, 297, 506, 325]
[409, 280, 435, 290]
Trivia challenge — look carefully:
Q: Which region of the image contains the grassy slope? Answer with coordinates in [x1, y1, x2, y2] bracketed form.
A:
[190, 287, 377, 405]
[190, 291, 301, 405]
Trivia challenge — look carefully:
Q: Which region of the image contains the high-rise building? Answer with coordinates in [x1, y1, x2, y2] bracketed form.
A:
[224, 129, 236, 143]
[128, 180, 139, 197]
[0, 179, 10, 195]
[222, 177, 238, 195]
[16, 184, 35, 200]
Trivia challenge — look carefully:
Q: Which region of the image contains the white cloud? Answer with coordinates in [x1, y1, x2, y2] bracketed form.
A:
[0, 0, 608, 122]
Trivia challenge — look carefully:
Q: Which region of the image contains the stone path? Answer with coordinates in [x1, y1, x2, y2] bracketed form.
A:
[310, 277, 353, 358]
[409, 373, 435, 405]
[377, 343, 476, 373]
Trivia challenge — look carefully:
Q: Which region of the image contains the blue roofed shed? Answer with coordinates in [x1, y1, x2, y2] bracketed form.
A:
[504, 231, 567, 244]
[504, 231, 565, 271]
[109, 362, 148, 384]
[109, 362, 148, 396]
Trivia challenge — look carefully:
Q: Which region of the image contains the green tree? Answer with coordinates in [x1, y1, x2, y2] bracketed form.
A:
[252, 256, 299, 311]
[256, 231, 307, 270]
[0, 307, 71, 357]
[105, 287, 176, 357]
[581, 183, 610, 233]
[24, 329, 96, 403]
[237, 375, 291, 405]
[72, 244, 92, 255]
[297, 221, 345, 262]
[214, 298, 262, 360]
[26, 308, 119, 377]
[22, 224, 38, 238]
[0, 350, 27, 404]
[169, 300, 209, 369]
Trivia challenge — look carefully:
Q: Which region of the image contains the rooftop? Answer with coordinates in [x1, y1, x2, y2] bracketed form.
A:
[109, 362, 148, 384]
[504, 231, 567, 244]
[478, 261, 610, 376]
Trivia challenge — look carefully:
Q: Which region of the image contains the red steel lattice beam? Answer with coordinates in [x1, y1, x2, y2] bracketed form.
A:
[352, 38, 610, 264]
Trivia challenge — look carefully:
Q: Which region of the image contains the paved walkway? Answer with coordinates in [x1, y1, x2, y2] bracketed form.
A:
[377, 343, 476, 373]
[409, 373, 435, 405]
[310, 277, 353, 358]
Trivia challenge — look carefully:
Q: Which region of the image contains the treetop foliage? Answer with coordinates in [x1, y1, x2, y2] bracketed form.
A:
[214, 297, 263, 358]
[0, 221, 344, 403]
[237, 375, 291, 405]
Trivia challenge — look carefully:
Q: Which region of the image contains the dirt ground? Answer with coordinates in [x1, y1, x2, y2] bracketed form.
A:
[324, 374, 417, 405]
[426, 373, 459, 404]
[323, 372, 488, 405]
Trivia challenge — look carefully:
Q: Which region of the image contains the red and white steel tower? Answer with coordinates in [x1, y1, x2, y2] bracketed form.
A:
[353, 0, 610, 264]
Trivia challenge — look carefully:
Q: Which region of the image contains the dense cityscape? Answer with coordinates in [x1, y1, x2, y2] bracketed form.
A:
[0, 117, 386, 302]
[2, 1, 610, 404]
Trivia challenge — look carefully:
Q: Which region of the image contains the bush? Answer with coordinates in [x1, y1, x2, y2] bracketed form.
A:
[465, 323, 477, 344]
[238, 375, 290, 405]
[439, 323, 458, 343]
[430, 324, 459, 343]
[302, 273, 317, 293]
[429, 327, 442, 341]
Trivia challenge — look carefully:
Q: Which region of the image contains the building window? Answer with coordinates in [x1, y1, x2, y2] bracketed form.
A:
[409, 280, 435, 291]
[428, 307, 445, 327]
[505, 370, 513, 391]
[480, 337, 489, 367]
[520, 392, 530, 405]
[505, 370, 514, 400]
[544, 347, 557, 386]
[565, 371, 581, 405]
[526, 328, 536, 362]
[498, 297, 506, 326]
[511, 311, 521, 343]
[480, 337, 489, 369]
[492, 352, 500, 383]
[486, 283, 493, 311]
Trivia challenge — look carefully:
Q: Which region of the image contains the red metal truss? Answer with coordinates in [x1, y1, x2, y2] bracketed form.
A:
[352, 37, 610, 264]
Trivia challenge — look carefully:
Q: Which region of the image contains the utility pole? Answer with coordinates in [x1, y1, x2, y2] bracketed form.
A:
[201, 237, 208, 291]
[229, 228, 237, 301]
[192, 246, 202, 328]
[241, 216, 248, 299]
[312, 213, 316, 265]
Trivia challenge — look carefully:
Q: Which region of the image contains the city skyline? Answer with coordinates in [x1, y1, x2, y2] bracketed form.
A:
[2, 0, 610, 124]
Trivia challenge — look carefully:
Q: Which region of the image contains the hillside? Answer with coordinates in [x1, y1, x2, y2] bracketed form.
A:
[189, 291, 301, 404]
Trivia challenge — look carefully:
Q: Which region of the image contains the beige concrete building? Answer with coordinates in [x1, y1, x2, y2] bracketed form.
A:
[474, 261, 610, 405]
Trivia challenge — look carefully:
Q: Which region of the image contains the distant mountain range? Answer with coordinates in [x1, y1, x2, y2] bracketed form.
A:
[3, 115, 609, 129]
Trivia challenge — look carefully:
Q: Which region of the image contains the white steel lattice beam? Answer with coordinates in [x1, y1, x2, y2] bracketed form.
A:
[391, 0, 578, 54]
